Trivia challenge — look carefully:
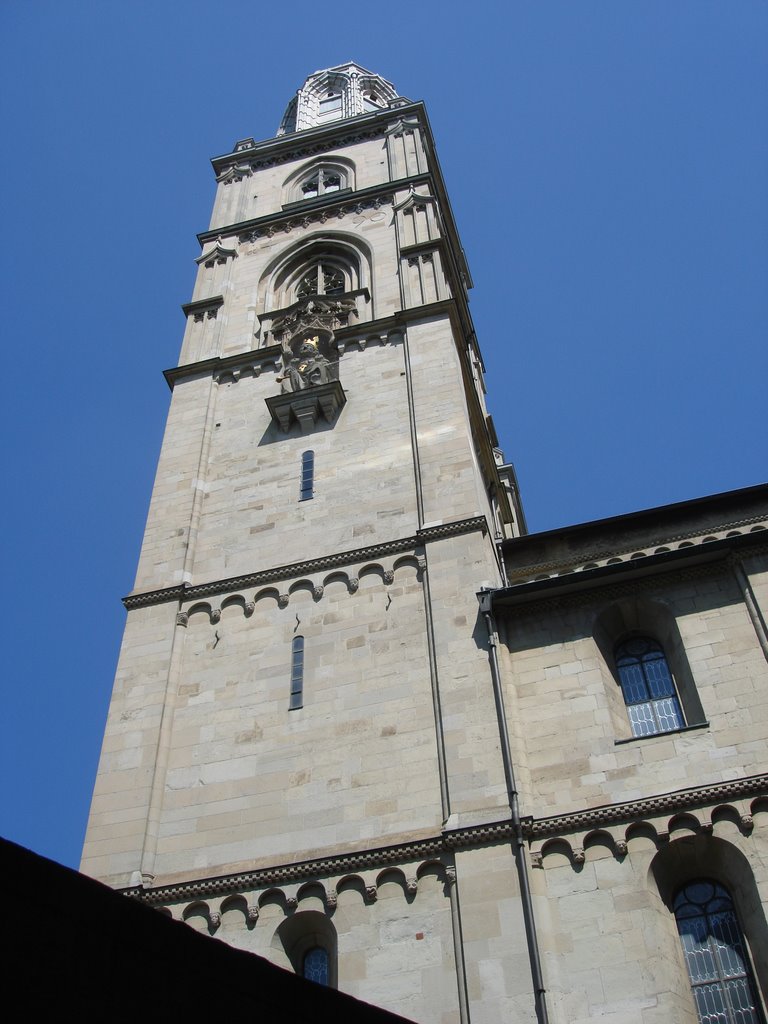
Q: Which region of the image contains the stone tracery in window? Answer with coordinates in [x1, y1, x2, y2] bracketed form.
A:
[301, 167, 343, 199]
[296, 262, 346, 299]
[284, 159, 353, 206]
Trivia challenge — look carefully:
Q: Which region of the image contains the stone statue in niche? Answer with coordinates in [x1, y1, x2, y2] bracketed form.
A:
[278, 332, 336, 393]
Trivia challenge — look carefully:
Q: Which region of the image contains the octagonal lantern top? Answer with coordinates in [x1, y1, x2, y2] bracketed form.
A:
[277, 62, 402, 135]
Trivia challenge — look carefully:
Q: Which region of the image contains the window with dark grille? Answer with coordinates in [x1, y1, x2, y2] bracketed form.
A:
[674, 880, 764, 1024]
[300, 450, 314, 501]
[615, 637, 684, 737]
[290, 635, 304, 710]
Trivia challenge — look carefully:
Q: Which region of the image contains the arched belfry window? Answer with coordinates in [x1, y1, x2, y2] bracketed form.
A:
[264, 239, 367, 314]
[284, 159, 354, 205]
[674, 880, 765, 1023]
[301, 167, 343, 199]
[615, 636, 684, 737]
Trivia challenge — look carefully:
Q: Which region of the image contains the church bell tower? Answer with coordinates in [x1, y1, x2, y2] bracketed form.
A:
[82, 62, 530, 1022]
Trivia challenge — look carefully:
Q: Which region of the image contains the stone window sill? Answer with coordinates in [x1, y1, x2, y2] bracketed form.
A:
[614, 721, 709, 745]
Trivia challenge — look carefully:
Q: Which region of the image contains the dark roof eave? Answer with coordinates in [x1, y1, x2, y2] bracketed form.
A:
[500, 482, 768, 556]
[490, 530, 765, 607]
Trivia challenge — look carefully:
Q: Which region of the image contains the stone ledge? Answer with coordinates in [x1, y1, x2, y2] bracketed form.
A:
[265, 380, 346, 433]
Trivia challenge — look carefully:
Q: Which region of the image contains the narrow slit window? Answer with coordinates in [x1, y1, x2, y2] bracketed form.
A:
[290, 636, 304, 710]
[300, 450, 314, 501]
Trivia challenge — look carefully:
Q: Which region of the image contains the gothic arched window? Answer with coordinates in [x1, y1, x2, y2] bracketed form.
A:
[615, 636, 684, 737]
[674, 880, 764, 1023]
[267, 242, 363, 312]
[303, 946, 330, 986]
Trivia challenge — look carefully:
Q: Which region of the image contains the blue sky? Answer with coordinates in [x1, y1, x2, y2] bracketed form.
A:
[1, 2, 766, 869]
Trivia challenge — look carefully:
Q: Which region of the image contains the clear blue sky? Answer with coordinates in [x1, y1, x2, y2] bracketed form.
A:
[1, 2, 766, 869]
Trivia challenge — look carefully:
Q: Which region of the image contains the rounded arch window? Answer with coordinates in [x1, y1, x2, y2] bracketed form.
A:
[673, 880, 764, 1023]
[273, 910, 337, 989]
[615, 636, 684, 737]
[593, 598, 706, 739]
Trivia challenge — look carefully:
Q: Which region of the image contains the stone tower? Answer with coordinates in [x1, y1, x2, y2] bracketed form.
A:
[81, 62, 768, 1024]
[81, 62, 531, 1022]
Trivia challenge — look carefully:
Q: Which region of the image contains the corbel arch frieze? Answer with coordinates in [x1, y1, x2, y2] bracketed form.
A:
[529, 799, 760, 870]
[152, 856, 452, 927]
[177, 558, 420, 627]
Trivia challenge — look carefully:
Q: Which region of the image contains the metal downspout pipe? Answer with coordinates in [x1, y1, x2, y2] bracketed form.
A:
[477, 588, 550, 1024]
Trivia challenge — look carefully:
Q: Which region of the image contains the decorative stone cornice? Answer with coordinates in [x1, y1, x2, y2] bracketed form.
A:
[162, 303, 457, 391]
[122, 774, 767, 905]
[122, 516, 488, 609]
[235, 193, 393, 247]
[524, 773, 768, 839]
[200, 176, 427, 247]
[209, 103, 426, 178]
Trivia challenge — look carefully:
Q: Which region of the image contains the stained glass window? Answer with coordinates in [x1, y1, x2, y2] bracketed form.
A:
[674, 880, 764, 1023]
[303, 946, 329, 985]
[615, 637, 684, 737]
